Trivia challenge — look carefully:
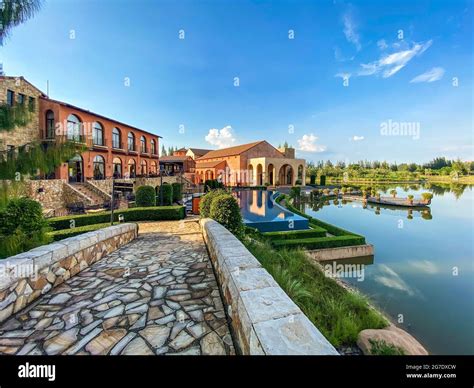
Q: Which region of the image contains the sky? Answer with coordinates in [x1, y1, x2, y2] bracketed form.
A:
[1, 0, 472, 164]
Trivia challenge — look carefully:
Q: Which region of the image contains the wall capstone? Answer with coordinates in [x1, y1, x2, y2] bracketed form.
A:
[200, 218, 339, 355]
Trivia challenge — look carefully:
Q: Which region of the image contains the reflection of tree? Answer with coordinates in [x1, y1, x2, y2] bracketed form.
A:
[421, 209, 433, 220]
[407, 210, 413, 220]
[427, 183, 470, 199]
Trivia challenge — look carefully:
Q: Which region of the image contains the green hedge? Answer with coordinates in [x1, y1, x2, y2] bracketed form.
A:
[48, 206, 185, 231]
[171, 183, 183, 203]
[272, 235, 366, 250]
[263, 227, 327, 240]
[135, 185, 156, 207]
[156, 184, 173, 205]
[48, 223, 111, 241]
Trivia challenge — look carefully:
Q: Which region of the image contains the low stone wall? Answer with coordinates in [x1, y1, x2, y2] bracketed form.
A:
[307, 244, 374, 261]
[0, 223, 138, 323]
[200, 218, 338, 355]
[89, 177, 183, 194]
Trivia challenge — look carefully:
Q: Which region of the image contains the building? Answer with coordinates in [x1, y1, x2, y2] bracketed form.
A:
[159, 155, 195, 176]
[186, 148, 211, 160]
[1, 76, 161, 183]
[194, 140, 305, 186]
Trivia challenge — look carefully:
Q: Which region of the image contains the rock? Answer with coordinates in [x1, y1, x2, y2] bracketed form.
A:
[187, 323, 208, 339]
[103, 305, 124, 319]
[357, 325, 428, 355]
[139, 325, 170, 349]
[121, 337, 154, 355]
[169, 331, 195, 350]
[41, 284, 52, 295]
[43, 328, 79, 355]
[85, 329, 127, 355]
[201, 331, 226, 355]
[49, 293, 72, 304]
[153, 286, 167, 299]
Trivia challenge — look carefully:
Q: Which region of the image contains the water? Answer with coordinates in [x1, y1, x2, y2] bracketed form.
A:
[302, 183, 474, 355]
[235, 190, 309, 232]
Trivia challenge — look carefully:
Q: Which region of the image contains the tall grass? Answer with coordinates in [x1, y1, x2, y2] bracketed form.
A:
[242, 237, 388, 347]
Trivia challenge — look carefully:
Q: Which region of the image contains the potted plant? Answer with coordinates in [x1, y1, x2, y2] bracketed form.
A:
[376, 192, 381, 201]
[333, 188, 339, 197]
[421, 192, 433, 204]
[390, 189, 397, 198]
[407, 194, 414, 205]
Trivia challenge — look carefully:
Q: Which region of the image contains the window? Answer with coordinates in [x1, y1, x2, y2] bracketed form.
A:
[150, 139, 156, 155]
[93, 122, 104, 146]
[6, 90, 14, 106]
[127, 132, 135, 151]
[45, 110, 55, 139]
[67, 114, 82, 141]
[93, 155, 106, 180]
[113, 157, 122, 178]
[140, 136, 146, 153]
[150, 161, 157, 174]
[128, 159, 136, 177]
[28, 97, 35, 112]
[112, 128, 121, 149]
[141, 160, 147, 175]
[18, 94, 25, 105]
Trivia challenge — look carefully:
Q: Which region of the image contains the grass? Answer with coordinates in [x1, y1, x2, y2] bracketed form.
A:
[369, 339, 405, 355]
[242, 236, 388, 347]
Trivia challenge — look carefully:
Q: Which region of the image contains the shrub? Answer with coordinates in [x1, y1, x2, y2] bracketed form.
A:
[421, 192, 433, 203]
[271, 235, 366, 250]
[289, 186, 301, 199]
[209, 194, 243, 236]
[135, 185, 156, 207]
[171, 182, 183, 203]
[199, 189, 226, 218]
[263, 227, 327, 240]
[48, 223, 111, 241]
[48, 206, 185, 230]
[369, 339, 405, 355]
[204, 179, 224, 192]
[295, 179, 302, 185]
[310, 175, 316, 185]
[156, 184, 173, 205]
[0, 197, 51, 259]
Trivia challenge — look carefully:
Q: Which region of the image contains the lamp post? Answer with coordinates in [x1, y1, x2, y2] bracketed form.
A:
[110, 176, 115, 225]
[159, 163, 164, 206]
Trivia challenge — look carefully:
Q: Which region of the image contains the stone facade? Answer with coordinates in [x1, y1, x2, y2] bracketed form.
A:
[200, 218, 338, 355]
[0, 223, 138, 324]
[89, 176, 190, 195]
[0, 76, 43, 152]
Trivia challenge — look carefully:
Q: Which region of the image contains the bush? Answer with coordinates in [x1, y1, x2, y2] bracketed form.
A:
[204, 179, 224, 192]
[135, 185, 156, 207]
[310, 175, 316, 185]
[0, 197, 51, 259]
[156, 184, 173, 205]
[48, 206, 185, 230]
[171, 182, 183, 203]
[295, 179, 302, 185]
[272, 235, 366, 250]
[48, 223, 111, 241]
[263, 227, 327, 240]
[209, 194, 243, 236]
[421, 192, 433, 202]
[289, 186, 301, 199]
[199, 189, 226, 218]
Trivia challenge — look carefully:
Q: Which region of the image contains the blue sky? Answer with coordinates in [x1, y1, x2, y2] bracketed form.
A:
[1, 0, 472, 164]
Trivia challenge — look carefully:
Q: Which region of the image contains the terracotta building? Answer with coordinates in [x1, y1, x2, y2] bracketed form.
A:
[194, 140, 305, 186]
[1, 76, 161, 183]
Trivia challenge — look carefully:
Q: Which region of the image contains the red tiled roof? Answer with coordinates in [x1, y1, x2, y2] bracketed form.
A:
[195, 160, 226, 169]
[159, 155, 190, 162]
[188, 148, 212, 157]
[196, 141, 267, 160]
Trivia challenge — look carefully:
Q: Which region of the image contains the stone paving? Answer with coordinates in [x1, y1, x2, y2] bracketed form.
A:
[0, 220, 235, 355]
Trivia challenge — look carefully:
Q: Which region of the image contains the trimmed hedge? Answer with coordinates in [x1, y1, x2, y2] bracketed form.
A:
[263, 227, 326, 240]
[48, 223, 111, 241]
[209, 194, 243, 236]
[171, 182, 183, 203]
[199, 189, 226, 218]
[48, 206, 185, 231]
[156, 184, 173, 205]
[272, 235, 366, 250]
[135, 185, 156, 207]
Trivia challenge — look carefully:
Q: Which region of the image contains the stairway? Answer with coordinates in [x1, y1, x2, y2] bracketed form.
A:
[70, 183, 108, 206]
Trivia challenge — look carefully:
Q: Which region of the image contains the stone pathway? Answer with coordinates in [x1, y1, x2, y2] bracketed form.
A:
[0, 220, 235, 355]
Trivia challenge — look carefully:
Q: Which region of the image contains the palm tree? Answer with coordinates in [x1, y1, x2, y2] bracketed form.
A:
[0, 0, 43, 43]
[407, 194, 414, 205]
[421, 192, 433, 204]
[390, 189, 397, 198]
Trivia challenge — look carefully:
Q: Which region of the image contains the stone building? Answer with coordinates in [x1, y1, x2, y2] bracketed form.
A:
[195, 140, 305, 186]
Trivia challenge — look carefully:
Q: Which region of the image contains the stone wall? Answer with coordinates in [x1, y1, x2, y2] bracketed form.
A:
[27, 179, 66, 213]
[200, 218, 339, 355]
[0, 77, 42, 152]
[0, 223, 138, 323]
[88, 176, 186, 194]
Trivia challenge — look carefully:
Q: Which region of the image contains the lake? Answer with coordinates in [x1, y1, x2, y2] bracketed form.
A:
[302, 183, 474, 355]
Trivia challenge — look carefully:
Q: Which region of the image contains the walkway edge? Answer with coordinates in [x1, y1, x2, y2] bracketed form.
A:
[200, 218, 339, 355]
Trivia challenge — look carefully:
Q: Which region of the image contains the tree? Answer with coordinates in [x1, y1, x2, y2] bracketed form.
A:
[0, 0, 43, 42]
[161, 145, 167, 156]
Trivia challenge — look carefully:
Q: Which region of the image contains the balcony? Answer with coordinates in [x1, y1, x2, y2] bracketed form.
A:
[92, 137, 108, 151]
[112, 142, 126, 153]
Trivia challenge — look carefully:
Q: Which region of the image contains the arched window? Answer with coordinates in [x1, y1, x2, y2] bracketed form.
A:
[112, 127, 121, 149]
[45, 110, 55, 139]
[150, 139, 156, 155]
[113, 157, 122, 178]
[93, 122, 104, 146]
[141, 160, 147, 175]
[128, 132, 135, 151]
[128, 159, 136, 178]
[67, 114, 82, 141]
[140, 136, 146, 153]
[150, 160, 157, 174]
[93, 155, 105, 180]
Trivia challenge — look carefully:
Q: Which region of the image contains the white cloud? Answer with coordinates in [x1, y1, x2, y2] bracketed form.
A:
[335, 72, 351, 80]
[351, 135, 365, 141]
[410, 260, 439, 274]
[342, 10, 361, 51]
[205, 125, 236, 149]
[297, 134, 327, 152]
[410, 67, 445, 83]
[377, 39, 388, 50]
[357, 40, 433, 78]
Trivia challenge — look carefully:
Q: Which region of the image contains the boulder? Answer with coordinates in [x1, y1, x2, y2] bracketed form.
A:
[357, 325, 428, 355]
